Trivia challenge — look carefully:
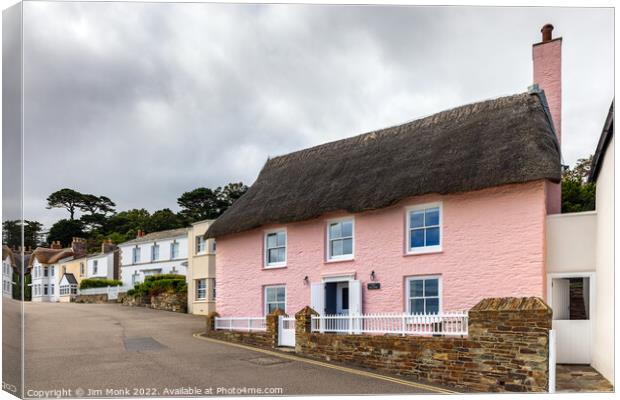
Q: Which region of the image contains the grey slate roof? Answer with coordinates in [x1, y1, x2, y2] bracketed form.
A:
[120, 227, 190, 246]
[62, 273, 78, 285]
[207, 91, 562, 239]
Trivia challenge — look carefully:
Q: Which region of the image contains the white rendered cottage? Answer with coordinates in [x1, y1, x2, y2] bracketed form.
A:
[2, 246, 16, 298]
[119, 228, 189, 288]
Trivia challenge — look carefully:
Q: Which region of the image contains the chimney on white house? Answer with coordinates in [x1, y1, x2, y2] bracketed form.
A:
[533, 23, 562, 215]
[533, 23, 562, 143]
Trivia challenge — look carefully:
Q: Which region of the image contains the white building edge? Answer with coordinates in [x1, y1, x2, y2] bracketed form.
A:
[546, 101, 614, 383]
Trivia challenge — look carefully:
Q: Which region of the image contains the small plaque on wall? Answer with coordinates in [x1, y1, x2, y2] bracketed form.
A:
[367, 282, 381, 290]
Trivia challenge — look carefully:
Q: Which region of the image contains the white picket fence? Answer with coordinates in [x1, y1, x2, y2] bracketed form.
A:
[311, 311, 468, 336]
[214, 316, 267, 332]
[79, 285, 130, 300]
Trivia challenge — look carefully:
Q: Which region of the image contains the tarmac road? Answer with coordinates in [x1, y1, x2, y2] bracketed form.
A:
[21, 302, 450, 397]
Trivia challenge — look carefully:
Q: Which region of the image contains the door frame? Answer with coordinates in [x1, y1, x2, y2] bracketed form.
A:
[546, 271, 596, 322]
[546, 271, 595, 365]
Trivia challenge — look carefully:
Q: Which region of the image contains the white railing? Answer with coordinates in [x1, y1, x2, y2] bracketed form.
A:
[215, 316, 267, 332]
[311, 311, 468, 336]
[79, 285, 128, 300]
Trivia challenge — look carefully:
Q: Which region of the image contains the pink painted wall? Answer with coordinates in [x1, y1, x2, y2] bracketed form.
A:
[216, 180, 548, 316]
[533, 37, 562, 215]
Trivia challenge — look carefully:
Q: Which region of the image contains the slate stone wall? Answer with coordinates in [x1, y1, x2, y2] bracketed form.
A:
[74, 294, 109, 303]
[202, 298, 551, 393]
[296, 297, 551, 393]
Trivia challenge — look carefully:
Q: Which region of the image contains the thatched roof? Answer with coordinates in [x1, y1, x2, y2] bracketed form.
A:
[28, 247, 75, 267]
[589, 100, 614, 183]
[207, 91, 561, 238]
[2, 246, 15, 266]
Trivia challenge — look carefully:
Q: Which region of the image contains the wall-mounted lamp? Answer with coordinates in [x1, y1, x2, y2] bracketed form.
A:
[370, 270, 376, 281]
[303, 276, 309, 285]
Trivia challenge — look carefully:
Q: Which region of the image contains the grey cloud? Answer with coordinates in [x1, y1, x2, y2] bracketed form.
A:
[17, 2, 613, 228]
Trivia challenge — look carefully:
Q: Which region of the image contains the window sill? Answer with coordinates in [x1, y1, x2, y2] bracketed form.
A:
[193, 299, 215, 303]
[263, 265, 287, 270]
[404, 248, 443, 257]
[325, 257, 354, 264]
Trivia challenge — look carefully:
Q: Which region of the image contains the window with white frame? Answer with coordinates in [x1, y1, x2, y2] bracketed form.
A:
[151, 244, 159, 261]
[406, 276, 441, 314]
[170, 242, 180, 259]
[327, 219, 354, 260]
[210, 278, 216, 300]
[265, 230, 286, 267]
[132, 272, 140, 286]
[51, 266, 55, 277]
[80, 262, 85, 276]
[196, 236, 206, 254]
[211, 240, 216, 253]
[132, 247, 141, 264]
[43, 284, 48, 296]
[43, 267, 48, 277]
[407, 204, 442, 253]
[50, 284, 54, 295]
[93, 260, 98, 275]
[264, 285, 286, 314]
[196, 279, 207, 300]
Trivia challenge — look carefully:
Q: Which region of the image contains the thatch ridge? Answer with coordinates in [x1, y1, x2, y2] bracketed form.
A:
[207, 92, 561, 238]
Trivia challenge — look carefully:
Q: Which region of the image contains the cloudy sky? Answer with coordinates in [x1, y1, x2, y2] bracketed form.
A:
[13, 2, 615, 228]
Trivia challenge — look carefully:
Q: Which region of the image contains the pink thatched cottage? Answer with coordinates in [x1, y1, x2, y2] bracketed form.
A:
[206, 25, 563, 317]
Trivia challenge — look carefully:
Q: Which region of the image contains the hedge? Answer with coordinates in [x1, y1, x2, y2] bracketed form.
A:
[129, 274, 187, 297]
[79, 278, 123, 290]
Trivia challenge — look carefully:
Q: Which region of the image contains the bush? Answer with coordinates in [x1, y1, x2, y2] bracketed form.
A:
[80, 278, 123, 290]
[129, 274, 186, 298]
[145, 274, 185, 282]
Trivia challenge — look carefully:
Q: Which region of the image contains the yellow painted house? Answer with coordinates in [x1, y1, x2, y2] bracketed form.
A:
[187, 219, 216, 315]
[57, 256, 87, 303]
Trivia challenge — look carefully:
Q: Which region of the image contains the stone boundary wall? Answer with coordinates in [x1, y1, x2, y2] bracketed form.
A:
[74, 294, 109, 303]
[204, 309, 283, 348]
[204, 297, 552, 393]
[119, 292, 188, 313]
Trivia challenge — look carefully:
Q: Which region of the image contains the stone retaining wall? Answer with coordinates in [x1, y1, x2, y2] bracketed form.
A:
[204, 297, 552, 393]
[74, 294, 109, 303]
[151, 292, 187, 313]
[120, 292, 187, 313]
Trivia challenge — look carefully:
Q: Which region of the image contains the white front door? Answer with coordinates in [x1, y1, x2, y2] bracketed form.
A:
[549, 275, 593, 364]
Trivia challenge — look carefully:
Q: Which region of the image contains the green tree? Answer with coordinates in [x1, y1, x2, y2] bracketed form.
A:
[218, 182, 248, 210]
[177, 187, 220, 222]
[3, 220, 43, 249]
[46, 188, 86, 220]
[103, 208, 151, 238]
[562, 156, 596, 213]
[177, 182, 248, 223]
[47, 219, 85, 247]
[81, 194, 116, 215]
[146, 209, 186, 232]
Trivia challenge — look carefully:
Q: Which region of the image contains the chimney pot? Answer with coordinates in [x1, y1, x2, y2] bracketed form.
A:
[541, 23, 554, 42]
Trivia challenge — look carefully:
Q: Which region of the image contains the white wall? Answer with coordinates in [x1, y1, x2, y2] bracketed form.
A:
[119, 235, 188, 288]
[546, 211, 597, 273]
[86, 253, 114, 280]
[3, 256, 13, 298]
[592, 135, 614, 384]
[30, 259, 61, 302]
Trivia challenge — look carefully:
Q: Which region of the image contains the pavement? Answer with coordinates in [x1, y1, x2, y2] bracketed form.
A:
[555, 364, 614, 392]
[3, 298, 23, 398]
[22, 302, 451, 397]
